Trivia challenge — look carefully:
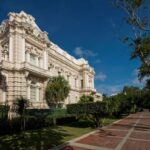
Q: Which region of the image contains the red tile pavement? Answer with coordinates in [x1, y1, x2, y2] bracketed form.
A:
[76, 134, 122, 149]
[130, 131, 150, 140]
[121, 139, 150, 150]
[96, 129, 128, 138]
[55, 112, 150, 150]
[60, 146, 90, 150]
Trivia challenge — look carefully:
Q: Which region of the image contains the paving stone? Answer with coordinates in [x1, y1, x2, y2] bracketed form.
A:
[76, 134, 122, 149]
[121, 139, 150, 150]
[57, 112, 150, 150]
[60, 145, 90, 150]
[130, 131, 150, 140]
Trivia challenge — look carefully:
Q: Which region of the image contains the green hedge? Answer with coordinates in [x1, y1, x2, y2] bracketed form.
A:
[67, 102, 109, 127]
[67, 101, 109, 115]
[26, 109, 52, 118]
[26, 108, 72, 118]
[26, 108, 76, 126]
[0, 108, 76, 135]
[0, 105, 9, 120]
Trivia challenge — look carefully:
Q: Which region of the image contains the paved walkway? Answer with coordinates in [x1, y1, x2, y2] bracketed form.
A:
[52, 111, 150, 150]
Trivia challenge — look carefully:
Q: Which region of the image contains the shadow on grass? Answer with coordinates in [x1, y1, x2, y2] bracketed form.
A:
[0, 126, 72, 150]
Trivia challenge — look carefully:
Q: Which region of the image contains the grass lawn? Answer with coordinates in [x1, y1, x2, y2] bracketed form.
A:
[0, 118, 117, 150]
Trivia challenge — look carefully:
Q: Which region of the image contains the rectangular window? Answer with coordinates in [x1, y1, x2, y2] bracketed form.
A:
[30, 54, 36, 66]
[30, 86, 36, 101]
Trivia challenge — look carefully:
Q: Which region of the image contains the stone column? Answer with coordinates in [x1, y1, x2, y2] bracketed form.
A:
[92, 77, 94, 89]
[83, 71, 88, 89]
[9, 34, 13, 62]
[36, 57, 39, 66]
[22, 36, 25, 62]
[27, 86, 30, 100]
[36, 87, 39, 101]
[3, 91, 6, 103]
[26, 52, 30, 62]
[43, 50, 48, 70]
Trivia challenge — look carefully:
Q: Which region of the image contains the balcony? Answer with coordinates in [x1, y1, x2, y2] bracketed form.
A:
[80, 87, 96, 93]
[0, 60, 49, 78]
[21, 62, 49, 78]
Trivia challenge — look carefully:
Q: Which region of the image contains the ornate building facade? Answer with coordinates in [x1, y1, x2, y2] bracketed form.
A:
[0, 11, 102, 109]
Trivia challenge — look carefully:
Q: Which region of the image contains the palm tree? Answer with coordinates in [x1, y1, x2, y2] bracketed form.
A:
[45, 76, 71, 107]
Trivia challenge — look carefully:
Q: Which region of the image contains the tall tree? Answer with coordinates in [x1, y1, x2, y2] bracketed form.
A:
[45, 76, 70, 107]
[115, 0, 150, 82]
[14, 97, 29, 131]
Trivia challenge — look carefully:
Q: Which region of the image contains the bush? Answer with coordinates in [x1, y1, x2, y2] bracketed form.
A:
[0, 108, 76, 136]
[26, 109, 52, 118]
[67, 102, 109, 127]
[67, 102, 108, 115]
[79, 95, 94, 103]
[0, 105, 9, 120]
[26, 108, 76, 127]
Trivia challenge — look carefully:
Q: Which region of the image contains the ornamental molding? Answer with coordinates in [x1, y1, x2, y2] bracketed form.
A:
[25, 42, 42, 56]
[1, 43, 9, 59]
[8, 20, 49, 44]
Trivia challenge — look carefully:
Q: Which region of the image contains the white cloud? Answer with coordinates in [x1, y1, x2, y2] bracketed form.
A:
[95, 72, 107, 81]
[94, 59, 101, 64]
[74, 47, 97, 58]
[132, 69, 139, 76]
[74, 47, 83, 57]
[96, 84, 123, 95]
[131, 69, 146, 87]
[132, 78, 140, 85]
[132, 77, 148, 87]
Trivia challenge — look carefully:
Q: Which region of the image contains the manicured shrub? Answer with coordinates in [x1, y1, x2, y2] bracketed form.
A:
[0, 108, 76, 136]
[26, 109, 52, 118]
[67, 102, 109, 127]
[25, 108, 76, 127]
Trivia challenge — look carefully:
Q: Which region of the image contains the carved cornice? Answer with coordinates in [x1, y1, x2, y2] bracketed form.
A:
[26, 36, 45, 49]
[48, 52, 80, 72]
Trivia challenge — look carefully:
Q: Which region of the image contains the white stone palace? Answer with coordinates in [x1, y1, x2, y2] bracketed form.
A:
[0, 11, 102, 108]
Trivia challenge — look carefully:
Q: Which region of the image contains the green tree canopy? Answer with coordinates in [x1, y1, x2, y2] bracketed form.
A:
[45, 76, 70, 106]
[115, 0, 150, 83]
[78, 94, 94, 103]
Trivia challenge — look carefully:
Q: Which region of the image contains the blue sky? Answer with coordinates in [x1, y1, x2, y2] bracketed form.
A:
[0, 0, 145, 95]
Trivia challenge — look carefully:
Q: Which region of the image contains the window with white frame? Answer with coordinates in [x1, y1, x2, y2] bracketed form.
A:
[30, 82, 40, 102]
[30, 85, 36, 101]
[30, 54, 37, 66]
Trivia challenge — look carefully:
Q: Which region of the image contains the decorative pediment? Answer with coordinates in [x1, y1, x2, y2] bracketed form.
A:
[8, 11, 49, 43]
